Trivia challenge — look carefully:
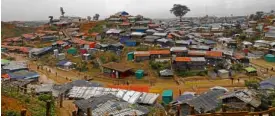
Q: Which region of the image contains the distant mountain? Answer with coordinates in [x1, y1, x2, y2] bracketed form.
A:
[1, 22, 36, 39]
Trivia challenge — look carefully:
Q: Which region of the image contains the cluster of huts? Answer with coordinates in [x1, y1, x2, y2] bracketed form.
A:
[1, 59, 39, 81]
[167, 77, 275, 115]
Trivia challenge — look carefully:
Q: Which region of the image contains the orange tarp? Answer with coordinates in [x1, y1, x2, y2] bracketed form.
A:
[167, 34, 173, 39]
[206, 51, 223, 57]
[149, 50, 170, 55]
[108, 84, 149, 92]
[1, 74, 9, 78]
[175, 57, 191, 62]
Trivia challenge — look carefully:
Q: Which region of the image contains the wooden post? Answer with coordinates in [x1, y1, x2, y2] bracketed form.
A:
[222, 104, 227, 112]
[20, 109, 27, 116]
[72, 111, 77, 116]
[87, 107, 91, 116]
[189, 105, 195, 115]
[46, 100, 51, 116]
[17, 85, 20, 93]
[178, 105, 182, 116]
[23, 85, 27, 94]
[59, 93, 63, 108]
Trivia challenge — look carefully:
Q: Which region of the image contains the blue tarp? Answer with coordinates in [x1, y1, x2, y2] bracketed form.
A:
[121, 11, 129, 16]
[260, 77, 275, 89]
[119, 36, 131, 43]
[32, 47, 53, 56]
[8, 70, 39, 80]
[57, 60, 69, 66]
[134, 29, 147, 33]
[125, 40, 136, 46]
[204, 40, 216, 45]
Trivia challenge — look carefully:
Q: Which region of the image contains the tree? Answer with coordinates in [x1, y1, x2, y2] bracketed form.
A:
[245, 80, 259, 90]
[256, 11, 264, 18]
[170, 4, 190, 22]
[93, 14, 100, 20]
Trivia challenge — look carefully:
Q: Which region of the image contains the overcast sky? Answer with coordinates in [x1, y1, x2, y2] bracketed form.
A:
[1, 0, 275, 21]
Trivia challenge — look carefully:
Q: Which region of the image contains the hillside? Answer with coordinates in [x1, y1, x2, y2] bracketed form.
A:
[1, 22, 35, 39]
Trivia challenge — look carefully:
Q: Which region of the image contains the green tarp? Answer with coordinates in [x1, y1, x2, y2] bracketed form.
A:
[162, 90, 173, 105]
[264, 54, 275, 62]
[1, 59, 10, 65]
[245, 67, 257, 73]
[127, 52, 134, 61]
[135, 69, 144, 79]
[67, 47, 77, 55]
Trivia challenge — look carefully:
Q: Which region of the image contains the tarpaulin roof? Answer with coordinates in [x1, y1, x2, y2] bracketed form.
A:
[8, 70, 39, 80]
[1, 59, 10, 65]
[206, 51, 223, 58]
[245, 67, 257, 73]
[149, 50, 170, 55]
[175, 57, 191, 62]
[2, 61, 28, 71]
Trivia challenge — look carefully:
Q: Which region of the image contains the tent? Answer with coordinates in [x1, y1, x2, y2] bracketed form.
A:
[264, 54, 275, 62]
[67, 47, 77, 55]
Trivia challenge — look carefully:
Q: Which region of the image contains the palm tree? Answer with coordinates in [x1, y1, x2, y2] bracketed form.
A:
[170, 4, 190, 22]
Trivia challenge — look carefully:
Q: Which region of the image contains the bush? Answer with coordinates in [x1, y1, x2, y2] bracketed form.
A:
[38, 94, 53, 102]
[176, 70, 207, 77]
[136, 46, 149, 51]
[4, 110, 19, 116]
[245, 80, 259, 90]
[7, 56, 15, 61]
[149, 61, 170, 71]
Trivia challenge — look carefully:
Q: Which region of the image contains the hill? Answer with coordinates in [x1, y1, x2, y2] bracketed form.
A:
[1, 22, 35, 39]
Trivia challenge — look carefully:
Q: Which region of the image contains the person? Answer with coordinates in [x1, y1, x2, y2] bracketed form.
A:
[56, 72, 58, 77]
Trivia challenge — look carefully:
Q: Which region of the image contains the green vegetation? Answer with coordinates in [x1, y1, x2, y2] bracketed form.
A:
[1, 22, 35, 39]
[2, 86, 56, 116]
[49, 25, 58, 31]
[4, 110, 20, 116]
[245, 80, 259, 90]
[136, 45, 149, 51]
[231, 63, 244, 72]
[88, 21, 106, 33]
[176, 70, 207, 77]
[149, 61, 171, 71]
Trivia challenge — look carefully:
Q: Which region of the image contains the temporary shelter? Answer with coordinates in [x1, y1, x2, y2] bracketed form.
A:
[1, 59, 10, 66]
[125, 40, 137, 47]
[127, 52, 134, 61]
[82, 54, 91, 61]
[135, 70, 144, 79]
[264, 54, 275, 62]
[57, 53, 65, 60]
[57, 60, 74, 70]
[67, 47, 77, 55]
[217, 69, 229, 78]
[159, 69, 173, 77]
[162, 90, 173, 105]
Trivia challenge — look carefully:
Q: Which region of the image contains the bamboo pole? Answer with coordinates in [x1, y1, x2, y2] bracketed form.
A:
[46, 100, 51, 116]
[20, 109, 27, 116]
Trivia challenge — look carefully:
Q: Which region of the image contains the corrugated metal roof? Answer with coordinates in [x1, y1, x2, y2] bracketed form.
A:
[170, 47, 188, 52]
[68, 86, 159, 104]
[221, 89, 261, 108]
[181, 90, 226, 113]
